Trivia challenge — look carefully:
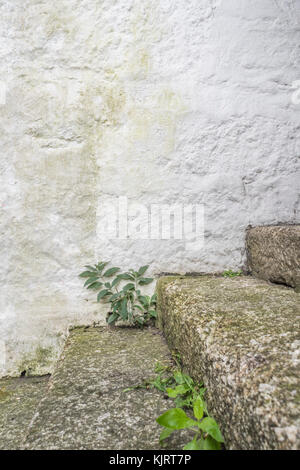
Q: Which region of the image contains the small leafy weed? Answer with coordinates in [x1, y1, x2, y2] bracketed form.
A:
[79, 262, 156, 327]
[126, 356, 224, 450]
[222, 269, 242, 278]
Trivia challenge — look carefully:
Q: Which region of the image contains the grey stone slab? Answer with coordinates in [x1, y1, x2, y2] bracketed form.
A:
[157, 275, 300, 450]
[0, 375, 49, 449]
[24, 327, 192, 450]
[246, 225, 300, 288]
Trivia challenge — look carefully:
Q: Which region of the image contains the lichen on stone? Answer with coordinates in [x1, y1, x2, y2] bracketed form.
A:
[157, 275, 300, 450]
[0, 375, 50, 450]
[17, 346, 58, 377]
[22, 327, 193, 450]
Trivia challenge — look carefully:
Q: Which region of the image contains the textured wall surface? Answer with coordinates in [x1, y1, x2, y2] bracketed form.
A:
[0, 0, 299, 376]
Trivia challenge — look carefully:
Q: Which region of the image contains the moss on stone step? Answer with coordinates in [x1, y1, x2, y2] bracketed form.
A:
[23, 327, 193, 450]
[0, 375, 50, 449]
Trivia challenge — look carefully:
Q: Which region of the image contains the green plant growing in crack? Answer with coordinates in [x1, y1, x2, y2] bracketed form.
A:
[79, 262, 156, 326]
[222, 269, 242, 278]
[124, 357, 224, 450]
[157, 397, 223, 450]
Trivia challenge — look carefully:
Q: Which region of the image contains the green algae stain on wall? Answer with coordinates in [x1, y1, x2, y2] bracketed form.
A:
[3, 0, 188, 377]
[17, 346, 58, 377]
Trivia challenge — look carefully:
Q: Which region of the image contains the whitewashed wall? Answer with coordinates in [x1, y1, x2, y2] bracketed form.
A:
[0, 0, 299, 376]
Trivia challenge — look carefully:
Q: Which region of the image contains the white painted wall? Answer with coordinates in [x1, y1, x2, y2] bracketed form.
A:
[0, 0, 299, 376]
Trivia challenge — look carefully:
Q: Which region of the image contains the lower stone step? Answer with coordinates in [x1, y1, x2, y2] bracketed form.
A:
[0, 375, 49, 449]
[23, 327, 191, 450]
[157, 275, 300, 450]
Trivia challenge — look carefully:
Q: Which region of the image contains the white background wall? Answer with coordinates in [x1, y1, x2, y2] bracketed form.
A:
[0, 0, 299, 376]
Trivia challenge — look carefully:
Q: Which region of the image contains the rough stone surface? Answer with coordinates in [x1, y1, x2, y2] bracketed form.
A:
[0, 375, 49, 449]
[246, 225, 300, 288]
[1, 1, 300, 376]
[157, 275, 300, 450]
[23, 327, 193, 450]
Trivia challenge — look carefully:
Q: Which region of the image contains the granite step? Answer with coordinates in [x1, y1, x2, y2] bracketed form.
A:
[0, 375, 49, 449]
[22, 326, 191, 450]
[157, 275, 300, 450]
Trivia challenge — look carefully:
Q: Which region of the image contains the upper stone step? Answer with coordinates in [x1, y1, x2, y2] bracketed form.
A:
[157, 275, 300, 450]
[246, 225, 300, 288]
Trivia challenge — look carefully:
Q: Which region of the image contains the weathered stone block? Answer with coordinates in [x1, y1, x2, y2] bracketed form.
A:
[157, 275, 300, 450]
[246, 225, 300, 288]
[0, 376, 49, 450]
[23, 327, 193, 450]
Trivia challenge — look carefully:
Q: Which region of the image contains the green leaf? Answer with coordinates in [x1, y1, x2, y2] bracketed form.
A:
[198, 417, 224, 442]
[87, 281, 102, 290]
[129, 269, 139, 277]
[159, 428, 173, 443]
[109, 292, 121, 302]
[193, 396, 204, 421]
[138, 278, 153, 285]
[79, 271, 96, 278]
[166, 384, 189, 398]
[173, 371, 185, 385]
[112, 300, 121, 312]
[111, 277, 121, 288]
[149, 310, 157, 318]
[175, 395, 193, 408]
[107, 312, 118, 324]
[156, 408, 196, 430]
[84, 265, 97, 272]
[138, 265, 149, 276]
[121, 298, 128, 320]
[138, 295, 150, 307]
[84, 277, 99, 287]
[117, 273, 135, 280]
[182, 373, 194, 388]
[133, 304, 144, 312]
[97, 289, 110, 301]
[96, 261, 108, 272]
[122, 283, 135, 292]
[103, 267, 120, 277]
[183, 437, 202, 450]
[202, 436, 221, 450]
